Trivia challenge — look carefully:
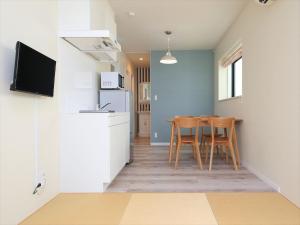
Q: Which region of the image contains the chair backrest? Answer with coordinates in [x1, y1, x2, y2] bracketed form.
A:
[175, 117, 205, 142]
[210, 117, 235, 139]
[174, 117, 206, 128]
[173, 115, 198, 130]
[210, 117, 235, 128]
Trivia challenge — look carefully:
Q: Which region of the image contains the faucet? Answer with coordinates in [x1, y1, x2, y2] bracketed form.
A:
[100, 102, 111, 111]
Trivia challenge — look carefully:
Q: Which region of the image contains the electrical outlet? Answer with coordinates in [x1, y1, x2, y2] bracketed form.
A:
[154, 95, 158, 101]
[154, 132, 158, 138]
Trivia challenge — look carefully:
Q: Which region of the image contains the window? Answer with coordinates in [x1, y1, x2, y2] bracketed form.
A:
[229, 57, 242, 97]
[218, 45, 243, 100]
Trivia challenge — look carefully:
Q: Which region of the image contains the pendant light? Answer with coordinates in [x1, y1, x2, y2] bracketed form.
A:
[160, 31, 177, 64]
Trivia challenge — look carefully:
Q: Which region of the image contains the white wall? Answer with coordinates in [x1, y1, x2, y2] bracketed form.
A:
[58, 40, 109, 114]
[115, 52, 134, 91]
[58, 0, 91, 30]
[0, 1, 60, 224]
[214, 0, 300, 207]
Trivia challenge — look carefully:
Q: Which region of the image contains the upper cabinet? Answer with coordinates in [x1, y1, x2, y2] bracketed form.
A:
[89, 0, 117, 41]
[58, 0, 120, 62]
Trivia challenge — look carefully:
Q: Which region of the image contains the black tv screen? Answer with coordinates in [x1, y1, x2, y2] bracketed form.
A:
[10, 41, 56, 97]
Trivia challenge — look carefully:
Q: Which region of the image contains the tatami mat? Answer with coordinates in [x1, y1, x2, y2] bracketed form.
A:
[20, 193, 132, 225]
[119, 193, 217, 225]
[20, 192, 300, 225]
[206, 192, 300, 225]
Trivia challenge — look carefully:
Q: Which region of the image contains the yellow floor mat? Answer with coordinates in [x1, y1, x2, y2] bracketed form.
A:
[119, 193, 218, 225]
[206, 192, 300, 225]
[19, 192, 300, 225]
[20, 193, 132, 225]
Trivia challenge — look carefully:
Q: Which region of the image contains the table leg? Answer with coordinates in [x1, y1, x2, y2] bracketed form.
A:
[168, 122, 175, 163]
[233, 126, 240, 168]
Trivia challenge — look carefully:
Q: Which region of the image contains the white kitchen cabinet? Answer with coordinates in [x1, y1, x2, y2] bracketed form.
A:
[90, 0, 117, 41]
[104, 119, 129, 183]
[60, 112, 130, 192]
[59, 0, 117, 40]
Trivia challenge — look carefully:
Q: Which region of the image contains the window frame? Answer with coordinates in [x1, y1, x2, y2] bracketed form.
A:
[218, 43, 243, 101]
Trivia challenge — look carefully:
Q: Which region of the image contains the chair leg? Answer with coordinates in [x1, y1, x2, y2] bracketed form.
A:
[200, 135, 204, 154]
[168, 123, 175, 163]
[199, 139, 204, 156]
[229, 141, 238, 170]
[195, 142, 203, 170]
[205, 141, 209, 163]
[209, 143, 214, 171]
[175, 142, 181, 169]
[168, 145, 172, 163]
[233, 127, 241, 168]
[192, 143, 197, 159]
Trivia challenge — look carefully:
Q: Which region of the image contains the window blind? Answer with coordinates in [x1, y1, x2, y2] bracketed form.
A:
[221, 46, 242, 68]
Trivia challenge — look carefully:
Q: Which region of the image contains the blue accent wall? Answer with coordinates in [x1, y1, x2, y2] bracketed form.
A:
[150, 50, 214, 143]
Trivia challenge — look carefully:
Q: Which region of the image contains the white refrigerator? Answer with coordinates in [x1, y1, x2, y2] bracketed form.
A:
[99, 90, 131, 112]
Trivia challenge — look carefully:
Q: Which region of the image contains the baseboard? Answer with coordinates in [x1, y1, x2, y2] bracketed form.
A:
[242, 160, 280, 192]
[150, 142, 170, 146]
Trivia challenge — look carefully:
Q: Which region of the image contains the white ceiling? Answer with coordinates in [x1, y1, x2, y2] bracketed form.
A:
[127, 53, 150, 66]
[109, 0, 249, 53]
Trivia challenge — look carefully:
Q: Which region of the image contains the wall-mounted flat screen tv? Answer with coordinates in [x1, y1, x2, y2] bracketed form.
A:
[10, 41, 56, 97]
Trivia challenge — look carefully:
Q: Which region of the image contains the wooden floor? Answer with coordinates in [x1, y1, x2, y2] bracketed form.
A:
[20, 193, 300, 225]
[133, 137, 150, 145]
[106, 138, 274, 192]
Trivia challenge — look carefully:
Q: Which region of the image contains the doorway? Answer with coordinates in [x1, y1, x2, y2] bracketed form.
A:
[136, 66, 151, 140]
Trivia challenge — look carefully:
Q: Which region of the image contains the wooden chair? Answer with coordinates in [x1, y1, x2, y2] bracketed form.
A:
[174, 117, 205, 169]
[201, 116, 230, 160]
[168, 115, 194, 163]
[205, 117, 238, 171]
[200, 116, 220, 150]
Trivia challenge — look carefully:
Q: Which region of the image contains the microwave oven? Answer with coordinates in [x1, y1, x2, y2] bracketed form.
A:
[100, 72, 124, 89]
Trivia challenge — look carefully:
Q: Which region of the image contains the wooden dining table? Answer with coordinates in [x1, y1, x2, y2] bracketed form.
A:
[168, 116, 242, 168]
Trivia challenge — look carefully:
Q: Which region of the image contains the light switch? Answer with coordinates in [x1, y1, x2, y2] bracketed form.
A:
[154, 95, 158, 101]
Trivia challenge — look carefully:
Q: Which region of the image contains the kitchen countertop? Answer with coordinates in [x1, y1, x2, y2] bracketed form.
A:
[79, 110, 115, 113]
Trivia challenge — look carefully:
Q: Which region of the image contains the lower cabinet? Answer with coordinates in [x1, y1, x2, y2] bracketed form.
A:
[104, 121, 129, 183]
[61, 112, 130, 192]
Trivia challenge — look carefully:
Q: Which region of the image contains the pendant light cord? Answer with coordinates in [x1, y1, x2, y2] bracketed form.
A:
[160, 30, 177, 64]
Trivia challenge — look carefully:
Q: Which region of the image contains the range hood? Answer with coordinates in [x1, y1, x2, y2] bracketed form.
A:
[59, 30, 121, 62]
